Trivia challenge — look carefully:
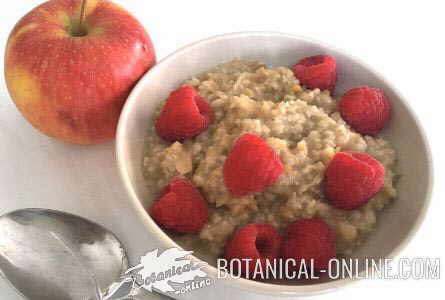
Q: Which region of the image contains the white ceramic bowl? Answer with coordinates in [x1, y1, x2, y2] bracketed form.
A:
[116, 32, 433, 298]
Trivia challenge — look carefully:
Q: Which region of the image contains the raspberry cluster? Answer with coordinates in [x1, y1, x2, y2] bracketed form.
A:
[148, 54, 392, 280]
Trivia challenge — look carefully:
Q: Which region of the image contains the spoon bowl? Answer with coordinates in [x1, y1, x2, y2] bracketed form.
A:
[0, 209, 128, 300]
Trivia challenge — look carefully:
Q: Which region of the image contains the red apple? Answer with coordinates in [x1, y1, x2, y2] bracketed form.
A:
[5, 0, 156, 144]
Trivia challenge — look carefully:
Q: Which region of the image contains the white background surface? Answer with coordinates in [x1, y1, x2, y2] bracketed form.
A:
[0, 0, 443, 299]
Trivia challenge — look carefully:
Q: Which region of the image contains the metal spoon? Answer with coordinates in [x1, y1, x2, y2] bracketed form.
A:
[0, 209, 167, 300]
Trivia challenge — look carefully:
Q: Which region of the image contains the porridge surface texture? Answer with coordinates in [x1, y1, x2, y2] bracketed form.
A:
[142, 59, 398, 260]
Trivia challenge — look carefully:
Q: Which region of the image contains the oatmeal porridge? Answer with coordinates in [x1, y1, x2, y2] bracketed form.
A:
[142, 59, 397, 264]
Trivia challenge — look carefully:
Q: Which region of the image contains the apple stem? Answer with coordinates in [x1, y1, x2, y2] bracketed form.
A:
[76, 0, 88, 36]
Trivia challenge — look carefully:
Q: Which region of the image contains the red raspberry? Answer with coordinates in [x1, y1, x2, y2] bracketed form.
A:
[338, 86, 391, 136]
[224, 224, 282, 278]
[292, 55, 337, 93]
[281, 218, 336, 272]
[150, 177, 208, 234]
[223, 133, 284, 197]
[155, 86, 214, 142]
[324, 151, 385, 210]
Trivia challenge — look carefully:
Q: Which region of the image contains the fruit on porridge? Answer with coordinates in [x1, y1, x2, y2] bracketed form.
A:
[281, 218, 336, 272]
[155, 86, 214, 142]
[223, 133, 284, 197]
[150, 177, 208, 234]
[142, 56, 398, 273]
[325, 152, 385, 210]
[338, 87, 391, 136]
[292, 55, 337, 93]
[224, 223, 282, 277]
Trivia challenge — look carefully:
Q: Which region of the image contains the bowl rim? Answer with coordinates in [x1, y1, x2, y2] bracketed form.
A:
[116, 31, 433, 297]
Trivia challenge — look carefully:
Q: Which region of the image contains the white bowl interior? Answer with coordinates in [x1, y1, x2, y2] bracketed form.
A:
[116, 32, 432, 295]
